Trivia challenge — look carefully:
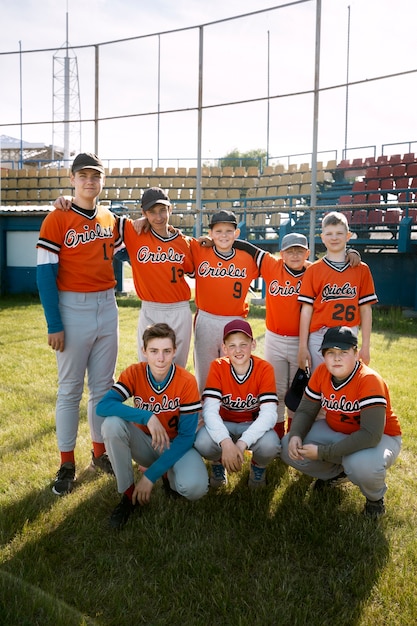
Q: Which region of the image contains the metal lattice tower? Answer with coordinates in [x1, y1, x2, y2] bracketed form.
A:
[52, 9, 81, 164]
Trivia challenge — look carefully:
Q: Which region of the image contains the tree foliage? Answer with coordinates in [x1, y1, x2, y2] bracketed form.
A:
[219, 148, 267, 169]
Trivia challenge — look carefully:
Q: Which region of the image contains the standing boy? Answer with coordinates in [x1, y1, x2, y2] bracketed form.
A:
[37, 152, 121, 495]
[298, 211, 378, 372]
[280, 326, 402, 518]
[194, 319, 280, 489]
[98, 323, 208, 530]
[54, 187, 194, 368]
[190, 210, 264, 391]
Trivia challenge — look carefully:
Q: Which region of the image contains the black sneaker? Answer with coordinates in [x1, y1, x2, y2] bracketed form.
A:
[313, 471, 348, 491]
[363, 497, 385, 519]
[52, 462, 76, 496]
[91, 451, 114, 475]
[109, 495, 139, 530]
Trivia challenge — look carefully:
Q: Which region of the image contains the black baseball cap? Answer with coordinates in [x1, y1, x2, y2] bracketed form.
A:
[209, 209, 238, 228]
[141, 187, 171, 212]
[320, 326, 358, 353]
[72, 152, 105, 174]
[284, 367, 310, 412]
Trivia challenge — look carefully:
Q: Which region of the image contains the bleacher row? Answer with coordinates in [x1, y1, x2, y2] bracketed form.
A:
[0, 161, 337, 208]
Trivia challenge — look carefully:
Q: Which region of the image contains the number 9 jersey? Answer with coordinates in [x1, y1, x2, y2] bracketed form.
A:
[297, 257, 378, 332]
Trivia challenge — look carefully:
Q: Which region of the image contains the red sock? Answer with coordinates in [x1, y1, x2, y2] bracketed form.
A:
[92, 442, 106, 458]
[274, 422, 285, 439]
[124, 484, 135, 501]
[60, 451, 75, 465]
[286, 417, 292, 433]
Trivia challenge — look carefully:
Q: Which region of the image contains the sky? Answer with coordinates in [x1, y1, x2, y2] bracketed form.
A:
[1, 0, 417, 168]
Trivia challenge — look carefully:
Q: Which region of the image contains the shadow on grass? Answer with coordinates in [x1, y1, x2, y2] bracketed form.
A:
[0, 459, 390, 626]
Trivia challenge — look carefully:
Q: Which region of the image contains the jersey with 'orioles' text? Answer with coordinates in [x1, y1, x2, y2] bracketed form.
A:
[112, 362, 201, 439]
[37, 204, 121, 292]
[298, 257, 378, 332]
[119, 218, 194, 303]
[190, 239, 263, 317]
[305, 360, 401, 436]
[203, 355, 278, 423]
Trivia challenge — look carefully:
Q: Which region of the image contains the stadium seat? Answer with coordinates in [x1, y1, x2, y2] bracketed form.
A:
[406, 162, 417, 177]
[378, 165, 392, 179]
[384, 208, 402, 224]
[367, 193, 381, 204]
[368, 209, 383, 223]
[376, 155, 388, 165]
[338, 195, 352, 205]
[402, 152, 415, 163]
[394, 177, 409, 191]
[392, 164, 407, 179]
[365, 167, 379, 180]
[352, 193, 367, 205]
[352, 181, 366, 193]
[350, 209, 367, 224]
[365, 179, 379, 191]
[388, 154, 402, 165]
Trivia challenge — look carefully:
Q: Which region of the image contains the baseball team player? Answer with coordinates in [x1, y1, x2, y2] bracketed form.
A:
[194, 319, 280, 489]
[36, 152, 121, 495]
[298, 211, 378, 372]
[190, 210, 265, 391]
[280, 325, 402, 519]
[53, 187, 195, 368]
[97, 323, 208, 530]
[234, 234, 360, 437]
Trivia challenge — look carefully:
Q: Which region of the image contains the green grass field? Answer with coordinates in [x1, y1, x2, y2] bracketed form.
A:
[0, 295, 416, 626]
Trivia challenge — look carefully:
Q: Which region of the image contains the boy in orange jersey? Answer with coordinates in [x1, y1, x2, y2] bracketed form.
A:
[298, 211, 378, 372]
[281, 326, 402, 518]
[190, 210, 265, 391]
[54, 187, 195, 368]
[194, 319, 280, 489]
[233, 233, 360, 437]
[37, 153, 122, 495]
[97, 323, 208, 530]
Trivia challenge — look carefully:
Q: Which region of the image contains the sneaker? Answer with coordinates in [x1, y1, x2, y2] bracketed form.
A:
[52, 462, 76, 496]
[210, 463, 227, 489]
[313, 471, 348, 491]
[363, 497, 385, 519]
[248, 463, 267, 489]
[109, 494, 139, 530]
[91, 451, 114, 475]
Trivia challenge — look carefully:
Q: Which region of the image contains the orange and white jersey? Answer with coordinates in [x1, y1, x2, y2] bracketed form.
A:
[113, 362, 202, 440]
[306, 361, 401, 436]
[298, 258, 378, 332]
[120, 218, 194, 302]
[190, 239, 262, 317]
[37, 204, 121, 292]
[203, 355, 278, 423]
[260, 255, 306, 336]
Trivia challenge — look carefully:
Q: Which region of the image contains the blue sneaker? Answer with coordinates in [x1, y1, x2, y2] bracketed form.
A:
[248, 463, 266, 489]
[210, 463, 227, 489]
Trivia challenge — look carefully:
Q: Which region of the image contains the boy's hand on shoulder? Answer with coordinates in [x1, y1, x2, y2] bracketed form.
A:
[346, 248, 361, 267]
[198, 236, 213, 248]
[53, 196, 72, 211]
[132, 216, 149, 235]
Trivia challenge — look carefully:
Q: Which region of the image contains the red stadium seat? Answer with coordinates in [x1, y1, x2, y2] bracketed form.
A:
[365, 179, 379, 191]
[406, 162, 417, 177]
[368, 209, 383, 224]
[350, 209, 367, 224]
[365, 166, 379, 179]
[338, 194, 352, 205]
[403, 152, 415, 164]
[352, 181, 366, 192]
[352, 193, 367, 204]
[388, 154, 402, 165]
[367, 193, 381, 204]
[376, 155, 388, 165]
[380, 178, 394, 191]
[392, 164, 407, 179]
[378, 165, 393, 179]
[384, 209, 402, 224]
[394, 177, 410, 191]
